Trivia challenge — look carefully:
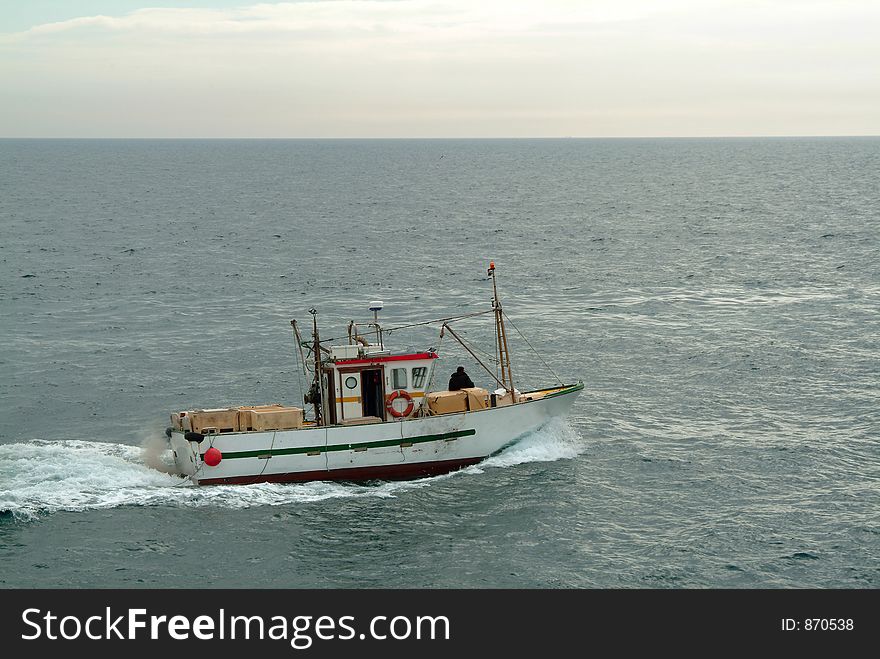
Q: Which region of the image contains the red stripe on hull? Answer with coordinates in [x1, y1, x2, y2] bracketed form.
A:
[196, 457, 483, 486]
[333, 352, 438, 366]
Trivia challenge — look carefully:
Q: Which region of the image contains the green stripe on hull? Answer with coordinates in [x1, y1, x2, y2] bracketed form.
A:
[202, 429, 476, 461]
[541, 382, 584, 400]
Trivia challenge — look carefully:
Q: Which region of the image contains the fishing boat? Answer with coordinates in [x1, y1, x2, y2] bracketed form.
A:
[166, 264, 583, 485]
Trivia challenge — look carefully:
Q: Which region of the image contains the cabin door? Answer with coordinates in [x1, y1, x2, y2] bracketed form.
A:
[361, 368, 385, 420]
[339, 370, 362, 420]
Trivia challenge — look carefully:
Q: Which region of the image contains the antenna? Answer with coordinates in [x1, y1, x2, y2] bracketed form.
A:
[369, 300, 384, 348]
[369, 300, 383, 323]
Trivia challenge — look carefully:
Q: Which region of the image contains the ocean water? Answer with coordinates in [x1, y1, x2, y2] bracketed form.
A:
[0, 137, 877, 588]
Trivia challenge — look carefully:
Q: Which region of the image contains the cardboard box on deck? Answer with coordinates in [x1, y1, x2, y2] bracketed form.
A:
[427, 388, 490, 414]
[493, 389, 521, 407]
[462, 387, 489, 410]
[427, 390, 469, 414]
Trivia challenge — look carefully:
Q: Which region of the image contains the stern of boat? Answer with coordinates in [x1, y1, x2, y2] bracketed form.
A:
[168, 430, 200, 478]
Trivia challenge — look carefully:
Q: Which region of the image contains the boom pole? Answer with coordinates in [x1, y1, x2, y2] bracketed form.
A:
[441, 323, 507, 390]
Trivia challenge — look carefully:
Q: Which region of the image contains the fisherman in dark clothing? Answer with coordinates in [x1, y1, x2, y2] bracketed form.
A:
[448, 366, 475, 391]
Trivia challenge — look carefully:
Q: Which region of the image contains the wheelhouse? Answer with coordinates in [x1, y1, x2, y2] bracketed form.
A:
[325, 347, 439, 424]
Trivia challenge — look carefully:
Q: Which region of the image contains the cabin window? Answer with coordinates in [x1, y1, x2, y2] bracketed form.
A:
[412, 367, 427, 388]
[345, 376, 358, 389]
[392, 368, 407, 389]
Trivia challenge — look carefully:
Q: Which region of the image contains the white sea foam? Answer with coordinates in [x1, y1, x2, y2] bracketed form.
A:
[0, 420, 584, 520]
[466, 417, 585, 473]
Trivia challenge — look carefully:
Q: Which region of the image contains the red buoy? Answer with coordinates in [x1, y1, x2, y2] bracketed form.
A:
[203, 447, 222, 466]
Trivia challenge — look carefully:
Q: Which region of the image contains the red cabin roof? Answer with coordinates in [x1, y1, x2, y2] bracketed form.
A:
[333, 352, 439, 366]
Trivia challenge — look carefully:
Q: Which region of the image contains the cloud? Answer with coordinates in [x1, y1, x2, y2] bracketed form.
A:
[6, 1, 718, 41]
[1, 1, 878, 137]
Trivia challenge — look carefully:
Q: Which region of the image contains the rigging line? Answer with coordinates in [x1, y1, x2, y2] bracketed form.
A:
[422, 328, 445, 408]
[442, 323, 507, 390]
[502, 310, 565, 385]
[290, 320, 308, 377]
[452, 328, 500, 364]
[290, 320, 309, 409]
[253, 430, 277, 481]
[291, 347, 305, 410]
[296, 360, 308, 410]
[372, 309, 497, 337]
[384, 308, 495, 333]
[315, 309, 494, 345]
[446, 331, 501, 382]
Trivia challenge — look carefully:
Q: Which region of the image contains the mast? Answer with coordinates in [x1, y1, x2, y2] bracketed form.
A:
[309, 308, 323, 427]
[488, 261, 514, 394]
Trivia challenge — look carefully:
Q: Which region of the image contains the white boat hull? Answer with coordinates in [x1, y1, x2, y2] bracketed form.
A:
[169, 384, 582, 485]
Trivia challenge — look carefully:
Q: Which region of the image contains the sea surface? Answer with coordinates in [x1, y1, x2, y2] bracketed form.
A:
[0, 137, 877, 588]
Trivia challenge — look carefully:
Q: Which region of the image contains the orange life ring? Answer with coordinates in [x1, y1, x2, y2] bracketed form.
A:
[386, 389, 414, 418]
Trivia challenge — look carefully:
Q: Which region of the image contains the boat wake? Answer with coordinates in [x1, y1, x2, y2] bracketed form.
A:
[0, 419, 584, 521]
[477, 418, 584, 470]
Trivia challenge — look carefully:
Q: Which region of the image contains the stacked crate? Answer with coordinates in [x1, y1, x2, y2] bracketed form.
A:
[239, 405, 304, 431]
[170, 404, 305, 433]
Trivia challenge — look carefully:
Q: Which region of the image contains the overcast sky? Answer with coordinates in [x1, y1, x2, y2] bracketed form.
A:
[1, 0, 878, 137]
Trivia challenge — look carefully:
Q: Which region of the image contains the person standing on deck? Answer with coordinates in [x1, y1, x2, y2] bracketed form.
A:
[448, 366, 475, 391]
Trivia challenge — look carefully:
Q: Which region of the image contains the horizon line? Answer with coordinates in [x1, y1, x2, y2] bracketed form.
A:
[1, 134, 878, 140]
